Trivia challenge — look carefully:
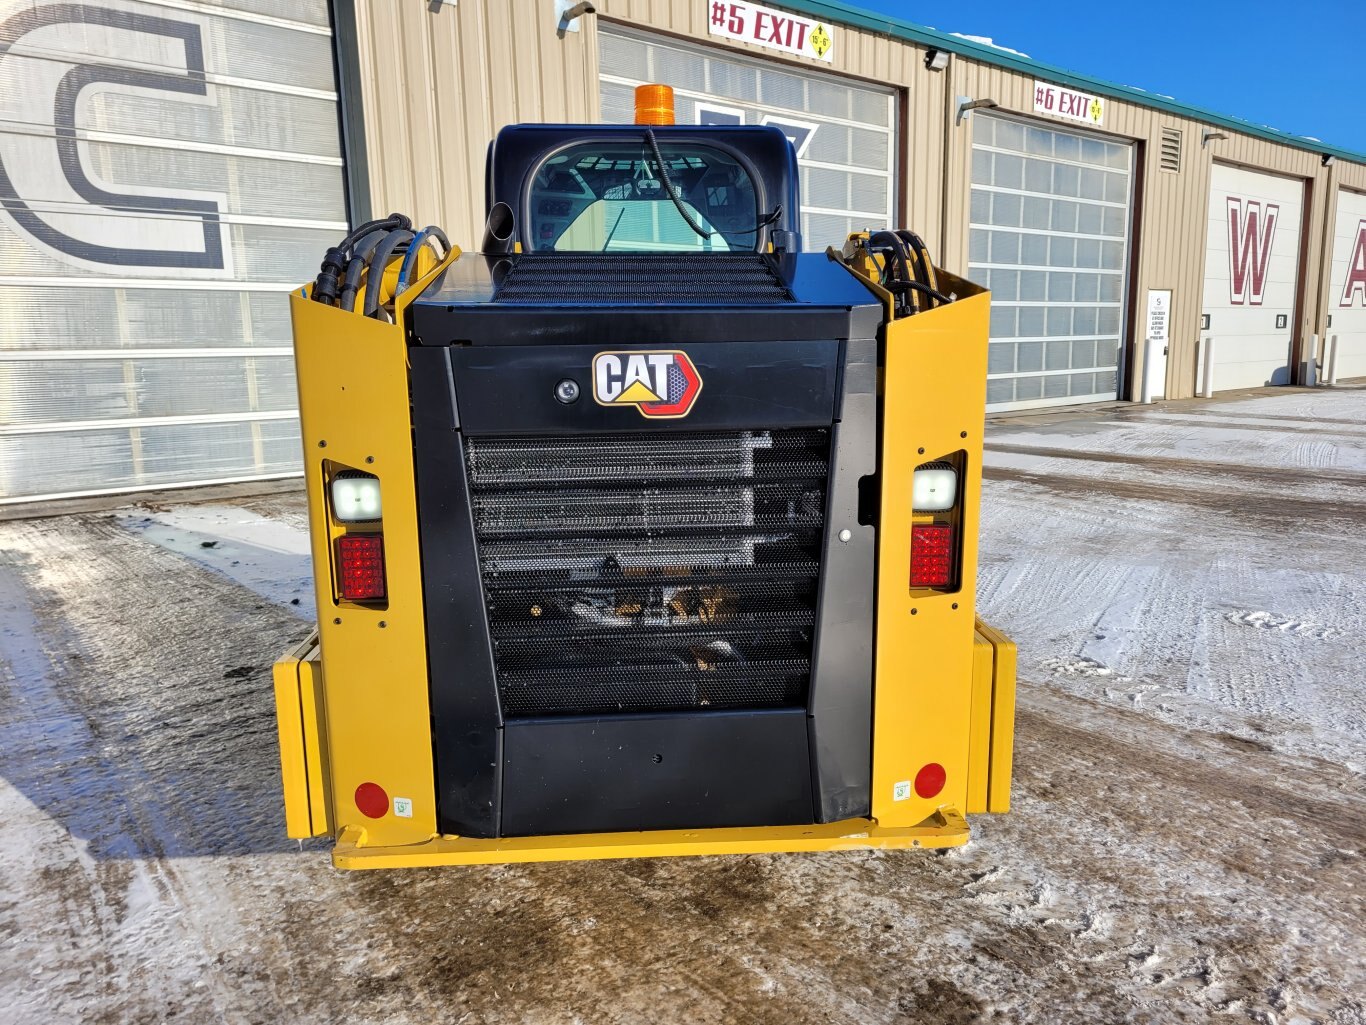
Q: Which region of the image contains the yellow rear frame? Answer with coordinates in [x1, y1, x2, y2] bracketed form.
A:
[273, 249, 1016, 868]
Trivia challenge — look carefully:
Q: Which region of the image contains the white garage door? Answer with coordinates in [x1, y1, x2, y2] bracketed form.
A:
[1199, 164, 1303, 392]
[1327, 188, 1366, 381]
[968, 113, 1134, 412]
[598, 28, 897, 250]
[0, 0, 346, 502]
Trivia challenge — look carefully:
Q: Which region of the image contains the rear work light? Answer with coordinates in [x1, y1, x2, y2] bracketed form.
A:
[912, 463, 957, 511]
[331, 471, 382, 523]
[337, 533, 386, 601]
[910, 524, 954, 589]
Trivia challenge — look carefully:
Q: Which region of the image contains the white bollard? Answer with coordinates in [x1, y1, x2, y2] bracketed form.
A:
[1200, 336, 1215, 399]
[1326, 334, 1339, 386]
[1305, 333, 1318, 387]
[1141, 336, 1153, 403]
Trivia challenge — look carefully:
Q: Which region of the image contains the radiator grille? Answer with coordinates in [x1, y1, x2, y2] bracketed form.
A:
[466, 429, 830, 717]
[493, 253, 793, 304]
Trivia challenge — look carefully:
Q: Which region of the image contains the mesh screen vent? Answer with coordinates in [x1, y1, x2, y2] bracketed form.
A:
[493, 253, 793, 304]
[1160, 128, 1182, 173]
[466, 429, 830, 717]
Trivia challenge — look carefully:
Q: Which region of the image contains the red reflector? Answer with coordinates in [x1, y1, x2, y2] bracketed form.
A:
[910, 524, 954, 588]
[915, 763, 946, 799]
[337, 533, 386, 601]
[355, 781, 388, 818]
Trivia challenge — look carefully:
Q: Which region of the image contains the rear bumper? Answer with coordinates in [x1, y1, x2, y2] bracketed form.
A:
[273, 616, 1016, 866]
[969, 618, 1017, 814]
[331, 809, 969, 870]
[272, 631, 331, 839]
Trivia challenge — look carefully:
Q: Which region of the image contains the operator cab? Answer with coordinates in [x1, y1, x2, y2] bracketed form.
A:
[489, 123, 802, 254]
[408, 122, 877, 348]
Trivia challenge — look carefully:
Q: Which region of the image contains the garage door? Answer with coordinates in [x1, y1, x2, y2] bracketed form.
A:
[1327, 188, 1366, 381]
[599, 28, 897, 250]
[0, 0, 346, 502]
[969, 113, 1134, 412]
[1199, 164, 1303, 392]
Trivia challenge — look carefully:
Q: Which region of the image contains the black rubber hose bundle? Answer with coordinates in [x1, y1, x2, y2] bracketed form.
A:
[311, 212, 413, 305]
[363, 229, 415, 318]
[338, 230, 386, 313]
[897, 229, 942, 309]
[867, 230, 951, 315]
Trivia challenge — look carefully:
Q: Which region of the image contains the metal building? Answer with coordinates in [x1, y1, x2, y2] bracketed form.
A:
[1, 0, 1362, 502]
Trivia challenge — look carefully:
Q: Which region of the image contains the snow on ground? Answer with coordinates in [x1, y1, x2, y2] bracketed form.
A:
[0, 387, 1363, 1024]
[978, 387, 1366, 769]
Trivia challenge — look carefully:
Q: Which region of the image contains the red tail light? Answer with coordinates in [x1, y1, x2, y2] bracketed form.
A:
[337, 533, 386, 601]
[910, 524, 954, 588]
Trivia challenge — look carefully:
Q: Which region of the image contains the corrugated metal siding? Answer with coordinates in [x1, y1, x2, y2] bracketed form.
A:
[944, 56, 1342, 398]
[345, 0, 1365, 400]
[350, 0, 597, 248]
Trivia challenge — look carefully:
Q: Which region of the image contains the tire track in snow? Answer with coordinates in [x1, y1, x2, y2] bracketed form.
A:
[986, 441, 1366, 489]
[982, 464, 1362, 529]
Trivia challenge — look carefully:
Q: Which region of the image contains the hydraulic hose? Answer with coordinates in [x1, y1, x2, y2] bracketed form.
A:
[897, 229, 941, 309]
[868, 230, 952, 315]
[867, 230, 914, 313]
[311, 212, 413, 305]
[395, 225, 452, 295]
[363, 229, 414, 318]
[338, 230, 386, 313]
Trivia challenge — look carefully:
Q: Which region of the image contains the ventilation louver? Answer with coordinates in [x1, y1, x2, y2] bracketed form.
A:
[1160, 128, 1182, 173]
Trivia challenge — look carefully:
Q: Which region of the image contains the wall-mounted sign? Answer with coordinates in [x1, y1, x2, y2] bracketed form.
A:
[1144, 289, 1172, 401]
[1146, 289, 1171, 348]
[708, 1, 834, 63]
[1033, 80, 1105, 127]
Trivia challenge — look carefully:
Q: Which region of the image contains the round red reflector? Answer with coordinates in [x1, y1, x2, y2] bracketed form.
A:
[355, 782, 389, 819]
[915, 763, 947, 799]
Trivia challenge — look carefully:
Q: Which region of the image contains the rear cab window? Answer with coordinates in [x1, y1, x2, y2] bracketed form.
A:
[527, 139, 761, 252]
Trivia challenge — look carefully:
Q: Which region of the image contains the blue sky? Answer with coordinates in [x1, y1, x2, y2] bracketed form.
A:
[847, 0, 1366, 155]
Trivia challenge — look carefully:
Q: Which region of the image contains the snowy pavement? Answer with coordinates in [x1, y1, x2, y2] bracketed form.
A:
[1, 387, 1363, 1024]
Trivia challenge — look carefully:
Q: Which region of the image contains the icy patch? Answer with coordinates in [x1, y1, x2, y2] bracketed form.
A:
[118, 504, 313, 615]
[1226, 610, 1340, 640]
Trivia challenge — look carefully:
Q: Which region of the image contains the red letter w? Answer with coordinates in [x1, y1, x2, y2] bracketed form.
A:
[1227, 197, 1278, 306]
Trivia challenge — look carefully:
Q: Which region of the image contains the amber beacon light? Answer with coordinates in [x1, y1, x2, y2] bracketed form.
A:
[634, 84, 675, 125]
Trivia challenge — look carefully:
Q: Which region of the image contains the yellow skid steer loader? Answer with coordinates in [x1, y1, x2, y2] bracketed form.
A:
[273, 85, 1015, 869]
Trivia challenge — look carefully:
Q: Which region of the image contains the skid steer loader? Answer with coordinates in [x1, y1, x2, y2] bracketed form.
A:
[273, 85, 1015, 869]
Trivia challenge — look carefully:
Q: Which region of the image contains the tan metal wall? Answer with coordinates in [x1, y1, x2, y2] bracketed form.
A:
[940, 56, 1342, 399]
[350, 0, 598, 248]
[346, 0, 1362, 399]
